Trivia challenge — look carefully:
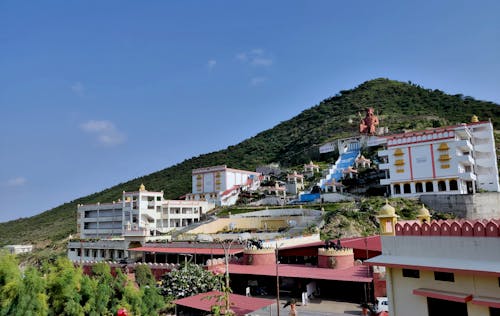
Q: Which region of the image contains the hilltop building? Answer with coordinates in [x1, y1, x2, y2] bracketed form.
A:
[286, 171, 305, 195]
[303, 161, 320, 177]
[376, 119, 500, 197]
[69, 184, 211, 262]
[185, 165, 261, 206]
[367, 202, 500, 316]
[3, 244, 33, 255]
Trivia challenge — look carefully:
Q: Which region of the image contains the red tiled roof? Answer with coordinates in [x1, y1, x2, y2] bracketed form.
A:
[128, 247, 244, 255]
[221, 185, 240, 196]
[340, 235, 381, 252]
[174, 291, 274, 315]
[228, 263, 372, 282]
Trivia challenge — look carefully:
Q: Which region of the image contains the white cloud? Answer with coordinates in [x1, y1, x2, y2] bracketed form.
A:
[236, 53, 247, 61]
[5, 177, 27, 187]
[207, 59, 217, 70]
[80, 120, 126, 146]
[251, 58, 273, 66]
[71, 82, 85, 96]
[236, 48, 273, 67]
[250, 77, 267, 86]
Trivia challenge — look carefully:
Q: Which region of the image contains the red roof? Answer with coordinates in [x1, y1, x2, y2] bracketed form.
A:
[228, 263, 372, 282]
[340, 235, 381, 252]
[279, 235, 381, 252]
[174, 290, 274, 315]
[129, 247, 244, 256]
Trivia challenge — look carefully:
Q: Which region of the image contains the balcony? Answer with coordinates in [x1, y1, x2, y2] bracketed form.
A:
[378, 163, 390, 170]
[122, 229, 150, 237]
[380, 178, 391, 185]
[472, 130, 492, 139]
[456, 155, 474, 166]
[455, 139, 473, 152]
[378, 149, 390, 157]
[459, 172, 477, 181]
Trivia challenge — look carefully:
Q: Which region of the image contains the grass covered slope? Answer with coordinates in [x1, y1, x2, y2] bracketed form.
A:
[1, 78, 499, 249]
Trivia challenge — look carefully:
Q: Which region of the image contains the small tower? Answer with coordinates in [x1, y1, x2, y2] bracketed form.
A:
[471, 115, 479, 123]
[416, 204, 431, 223]
[139, 183, 146, 191]
[376, 200, 398, 236]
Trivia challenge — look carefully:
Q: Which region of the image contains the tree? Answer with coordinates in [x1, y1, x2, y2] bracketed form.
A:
[118, 282, 142, 315]
[160, 263, 222, 299]
[15, 267, 48, 316]
[0, 253, 23, 315]
[134, 264, 155, 288]
[45, 258, 84, 316]
[140, 286, 165, 316]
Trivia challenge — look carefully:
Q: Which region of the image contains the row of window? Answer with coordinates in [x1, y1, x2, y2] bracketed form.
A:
[69, 248, 125, 259]
[394, 180, 459, 194]
[402, 269, 455, 282]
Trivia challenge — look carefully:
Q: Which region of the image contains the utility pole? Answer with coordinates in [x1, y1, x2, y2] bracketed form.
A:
[275, 242, 283, 316]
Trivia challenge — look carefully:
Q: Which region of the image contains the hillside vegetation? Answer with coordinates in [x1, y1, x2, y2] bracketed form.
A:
[1, 78, 499, 255]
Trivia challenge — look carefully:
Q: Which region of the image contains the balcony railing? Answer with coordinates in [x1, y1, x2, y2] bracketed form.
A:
[122, 229, 149, 237]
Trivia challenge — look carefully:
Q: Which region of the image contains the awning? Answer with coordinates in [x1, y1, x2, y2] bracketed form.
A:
[471, 296, 500, 309]
[413, 288, 472, 303]
[228, 263, 373, 282]
[174, 291, 274, 315]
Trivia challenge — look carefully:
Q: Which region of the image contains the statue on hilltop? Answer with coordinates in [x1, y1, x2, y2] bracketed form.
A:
[359, 107, 379, 135]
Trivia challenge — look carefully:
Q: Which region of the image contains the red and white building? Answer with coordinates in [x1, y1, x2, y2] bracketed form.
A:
[377, 119, 500, 197]
[185, 165, 261, 206]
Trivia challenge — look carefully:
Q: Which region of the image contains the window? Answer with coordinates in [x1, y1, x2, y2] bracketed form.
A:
[491, 307, 500, 316]
[394, 184, 401, 194]
[438, 181, 446, 192]
[450, 180, 458, 191]
[426, 182, 434, 192]
[434, 271, 454, 282]
[403, 183, 411, 194]
[416, 182, 423, 193]
[402, 269, 420, 278]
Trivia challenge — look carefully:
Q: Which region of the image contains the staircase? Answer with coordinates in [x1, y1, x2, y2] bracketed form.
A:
[318, 142, 360, 190]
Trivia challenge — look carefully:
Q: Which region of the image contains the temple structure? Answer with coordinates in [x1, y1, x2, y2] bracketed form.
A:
[367, 202, 500, 316]
[377, 117, 499, 197]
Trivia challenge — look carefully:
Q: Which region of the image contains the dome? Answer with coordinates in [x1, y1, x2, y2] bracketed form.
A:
[379, 200, 396, 217]
[471, 115, 479, 123]
[417, 204, 430, 217]
[139, 183, 146, 191]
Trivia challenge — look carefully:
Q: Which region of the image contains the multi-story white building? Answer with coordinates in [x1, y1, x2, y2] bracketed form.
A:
[377, 119, 499, 197]
[69, 184, 212, 262]
[367, 203, 500, 316]
[77, 184, 212, 238]
[185, 165, 261, 206]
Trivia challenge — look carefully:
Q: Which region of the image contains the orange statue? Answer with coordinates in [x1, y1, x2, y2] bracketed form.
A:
[359, 107, 379, 135]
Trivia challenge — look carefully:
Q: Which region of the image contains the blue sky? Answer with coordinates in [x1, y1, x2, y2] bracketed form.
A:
[1, 1, 500, 222]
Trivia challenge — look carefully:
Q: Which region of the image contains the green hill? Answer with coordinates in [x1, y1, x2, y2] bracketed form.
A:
[1, 78, 499, 255]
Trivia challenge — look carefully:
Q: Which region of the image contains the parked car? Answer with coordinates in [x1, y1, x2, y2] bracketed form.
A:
[374, 297, 389, 313]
